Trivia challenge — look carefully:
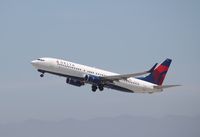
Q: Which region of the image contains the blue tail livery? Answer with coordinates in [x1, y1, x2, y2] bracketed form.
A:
[139, 59, 172, 85]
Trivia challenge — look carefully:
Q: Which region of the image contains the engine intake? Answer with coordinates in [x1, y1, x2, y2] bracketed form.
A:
[84, 74, 102, 85]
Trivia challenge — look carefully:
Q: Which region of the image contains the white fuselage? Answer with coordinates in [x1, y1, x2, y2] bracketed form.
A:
[31, 57, 161, 93]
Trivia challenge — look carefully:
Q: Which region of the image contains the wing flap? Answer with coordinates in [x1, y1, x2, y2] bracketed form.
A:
[102, 71, 150, 81]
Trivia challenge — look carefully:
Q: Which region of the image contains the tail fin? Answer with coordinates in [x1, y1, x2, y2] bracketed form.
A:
[140, 59, 172, 85]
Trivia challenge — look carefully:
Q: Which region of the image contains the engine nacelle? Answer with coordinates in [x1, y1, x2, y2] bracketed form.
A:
[66, 78, 84, 87]
[84, 74, 102, 85]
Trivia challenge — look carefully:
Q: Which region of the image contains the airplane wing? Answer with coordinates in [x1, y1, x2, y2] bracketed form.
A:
[101, 63, 158, 81]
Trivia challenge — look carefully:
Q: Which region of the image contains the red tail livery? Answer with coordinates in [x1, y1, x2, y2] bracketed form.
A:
[140, 59, 172, 85]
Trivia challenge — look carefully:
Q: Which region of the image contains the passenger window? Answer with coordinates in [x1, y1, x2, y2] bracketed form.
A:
[37, 59, 45, 61]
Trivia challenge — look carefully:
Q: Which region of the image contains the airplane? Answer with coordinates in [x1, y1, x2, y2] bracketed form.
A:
[31, 58, 179, 93]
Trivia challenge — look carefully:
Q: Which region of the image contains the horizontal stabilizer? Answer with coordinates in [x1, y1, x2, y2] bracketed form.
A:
[154, 85, 181, 89]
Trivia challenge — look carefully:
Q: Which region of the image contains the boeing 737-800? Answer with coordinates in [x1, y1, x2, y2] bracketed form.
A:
[31, 58, 179, 93]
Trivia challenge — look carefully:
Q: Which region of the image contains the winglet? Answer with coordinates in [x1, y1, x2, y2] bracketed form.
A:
[148, 63, 158, 73]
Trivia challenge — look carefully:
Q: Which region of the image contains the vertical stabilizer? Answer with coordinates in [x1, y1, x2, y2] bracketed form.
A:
[139, 59, 172, 85]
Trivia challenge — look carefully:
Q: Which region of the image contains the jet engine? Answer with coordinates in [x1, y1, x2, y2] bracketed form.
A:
[66, 78, 84, 87]
[84, 74, 102, 85]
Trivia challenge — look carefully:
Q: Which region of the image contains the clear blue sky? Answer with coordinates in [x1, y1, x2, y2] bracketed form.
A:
[0, 0, 200, 123]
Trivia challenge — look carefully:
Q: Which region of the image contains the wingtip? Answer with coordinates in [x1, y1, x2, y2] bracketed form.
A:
[148, 63, 158, 73]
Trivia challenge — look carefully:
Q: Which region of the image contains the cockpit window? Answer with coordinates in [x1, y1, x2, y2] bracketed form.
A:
[37, 59, 45, 61]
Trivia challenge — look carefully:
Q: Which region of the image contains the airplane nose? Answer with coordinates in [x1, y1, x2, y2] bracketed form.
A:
[31, 60, 37, 66]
